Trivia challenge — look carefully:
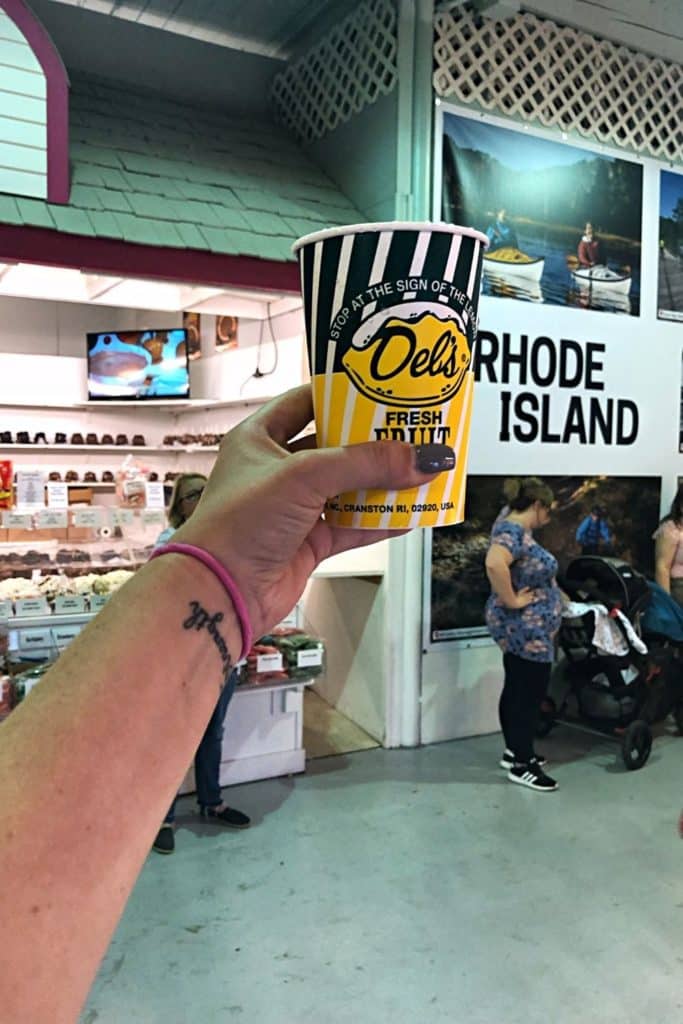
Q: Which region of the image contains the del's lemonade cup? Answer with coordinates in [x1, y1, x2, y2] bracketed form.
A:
[293, 221, 488, 529]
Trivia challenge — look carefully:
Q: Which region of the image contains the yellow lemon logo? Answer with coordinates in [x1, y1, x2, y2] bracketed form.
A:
[341, 302, 471, 408]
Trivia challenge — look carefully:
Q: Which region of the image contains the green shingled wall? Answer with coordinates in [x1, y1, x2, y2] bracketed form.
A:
[0, 72, 364, 262]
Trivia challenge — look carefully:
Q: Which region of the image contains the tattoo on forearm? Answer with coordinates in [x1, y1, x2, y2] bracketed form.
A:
[183, 601, 233, 683]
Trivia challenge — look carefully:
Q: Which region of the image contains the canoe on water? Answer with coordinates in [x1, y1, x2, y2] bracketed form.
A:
[484, 247, 545, 281]
[571, 264, 632, 295]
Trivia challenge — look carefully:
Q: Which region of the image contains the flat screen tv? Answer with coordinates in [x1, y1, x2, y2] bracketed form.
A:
[86, 328, 190, 400]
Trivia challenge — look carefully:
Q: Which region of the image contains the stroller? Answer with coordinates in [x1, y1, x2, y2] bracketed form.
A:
[539, 556, 683, 770]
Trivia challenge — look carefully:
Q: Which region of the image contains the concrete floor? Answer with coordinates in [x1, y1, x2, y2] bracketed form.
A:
[81, 723, 683, 1024]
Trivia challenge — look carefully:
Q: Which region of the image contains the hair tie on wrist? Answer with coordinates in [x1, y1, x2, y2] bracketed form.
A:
[148, 542, 253, 661]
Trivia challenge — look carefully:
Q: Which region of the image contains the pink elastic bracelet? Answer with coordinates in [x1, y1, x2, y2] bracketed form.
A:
[148, 542, 253, 661]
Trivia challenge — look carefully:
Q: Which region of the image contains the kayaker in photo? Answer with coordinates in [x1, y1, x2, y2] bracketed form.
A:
[577, 222, 602, 267]
[486, 207, 518, 250]
[576, 505, 613, 555]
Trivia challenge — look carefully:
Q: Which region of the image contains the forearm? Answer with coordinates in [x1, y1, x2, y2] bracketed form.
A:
[655, 560, 671, 592]
[0, 555, 241, 1024]
[486, 563, 518, 607]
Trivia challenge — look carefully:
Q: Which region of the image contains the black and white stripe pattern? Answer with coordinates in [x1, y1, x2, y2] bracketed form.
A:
[297, 225, 487, 374]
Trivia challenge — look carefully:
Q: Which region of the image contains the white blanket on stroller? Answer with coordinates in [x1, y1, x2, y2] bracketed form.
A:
[562, 601, 648, 657]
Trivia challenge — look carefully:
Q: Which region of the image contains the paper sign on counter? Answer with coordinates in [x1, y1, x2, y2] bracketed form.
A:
[18, 628, 52, 650]
[2, 511, 32, 529]
[54, 595, 87, 614]
[36, 509, 68, 529]
[16, 470, 45, 510]
[109, 509, 135, 527]
[256, 653, 283, 673]
[0, 599, 12, 620]
[46, 482, 68, 509]
[72, 508, 104, 529]
[296, 648, 324, 668]
[14, 597, 50, 617]
[141, 509, 165, 526]
[89, 594, 109, 612]
[52, 625, 82, 647]
[144, 481, 165, 509]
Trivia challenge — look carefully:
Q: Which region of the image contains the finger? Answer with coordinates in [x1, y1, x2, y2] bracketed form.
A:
[286, 433, 317, 454]
[252, 385, 314, 447]
[290, 441, 455, 501]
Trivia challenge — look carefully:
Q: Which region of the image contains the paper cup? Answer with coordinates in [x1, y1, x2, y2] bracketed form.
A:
[293, 221, 488, 529]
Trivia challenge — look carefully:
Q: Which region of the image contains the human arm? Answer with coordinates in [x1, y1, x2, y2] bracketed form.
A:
[599, 519, 612, 545]
[654, 523, 677, 593]
[485, 543, 537, 609]
[0, 386, 448, 1024]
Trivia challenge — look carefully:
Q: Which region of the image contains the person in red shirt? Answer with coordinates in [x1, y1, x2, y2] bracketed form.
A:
[577, 222, 601, 267]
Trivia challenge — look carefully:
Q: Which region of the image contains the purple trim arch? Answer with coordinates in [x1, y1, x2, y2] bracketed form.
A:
[2, 0, 70, 203]
[0, 223, 301, 293]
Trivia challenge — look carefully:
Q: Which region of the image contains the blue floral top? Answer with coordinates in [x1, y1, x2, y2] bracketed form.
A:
[485, 519, 562, 663]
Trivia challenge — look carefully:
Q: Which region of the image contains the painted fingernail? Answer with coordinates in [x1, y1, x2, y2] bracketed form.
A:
[414, 444, 456, 474]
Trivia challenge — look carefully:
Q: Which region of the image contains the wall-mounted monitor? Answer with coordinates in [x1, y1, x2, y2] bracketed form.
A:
[86, 328, 190, 400]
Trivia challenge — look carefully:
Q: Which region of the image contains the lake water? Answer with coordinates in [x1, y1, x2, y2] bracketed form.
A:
[482, 230, 641, 317]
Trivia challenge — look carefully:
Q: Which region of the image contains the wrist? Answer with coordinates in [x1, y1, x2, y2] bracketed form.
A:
[141, 554, 243, 668]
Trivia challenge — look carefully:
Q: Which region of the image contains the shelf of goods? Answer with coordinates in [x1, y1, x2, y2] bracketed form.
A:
[0, 445, 219, 454]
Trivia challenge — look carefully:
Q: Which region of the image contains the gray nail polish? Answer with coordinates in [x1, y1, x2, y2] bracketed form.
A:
[414, 444, 456, 473]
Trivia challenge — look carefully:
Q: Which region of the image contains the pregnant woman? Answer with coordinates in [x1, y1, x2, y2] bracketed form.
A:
[485, 477, 562, 792]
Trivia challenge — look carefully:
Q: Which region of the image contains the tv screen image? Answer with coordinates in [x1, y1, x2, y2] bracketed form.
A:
[86, 329, 190, 399]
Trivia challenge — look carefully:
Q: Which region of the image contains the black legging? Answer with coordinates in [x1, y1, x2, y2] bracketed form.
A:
[499, 652, 552, 763]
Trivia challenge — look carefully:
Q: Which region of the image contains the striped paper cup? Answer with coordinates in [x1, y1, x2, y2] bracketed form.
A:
[293, 221, 488, 529]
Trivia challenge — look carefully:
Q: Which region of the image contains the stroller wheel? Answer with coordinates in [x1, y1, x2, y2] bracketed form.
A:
[621, 720, 652, 771]
[536, 696, 557, 739]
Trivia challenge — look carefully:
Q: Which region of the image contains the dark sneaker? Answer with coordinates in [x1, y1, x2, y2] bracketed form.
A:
[201, 805, 251, 829]
[499, 748, 547, 770]
[507, 764, 558, 791]
[152, 824, 175, 854]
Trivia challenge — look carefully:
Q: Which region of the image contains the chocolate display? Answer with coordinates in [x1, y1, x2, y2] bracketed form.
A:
[55, 432, 67, 444]
[70, 433, 84, 445]
[101, 471, 115, 483]
[33, 432, 48, 445]
[0, 432, 12, 444]
[115, 434, 128, 446]
[101, 434, 113, 445]
[86, 433, 98, 445]
[132, 434, 145, 446]
[16, 431, 30, 444]
[48, 471, 62, 481]
[84, 471, 97, 482]
[65, 470, 79, 482]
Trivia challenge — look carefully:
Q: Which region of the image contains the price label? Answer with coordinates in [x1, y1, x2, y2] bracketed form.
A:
[72, 508, 104, 528]
[14, 597, 50, 617]
[54, 595, 87, 614]
[141, 509, 165, 526]
[144, 481, 165, 509]
[89, 594, 109, 612]
[0, 599, 12, 620]
[18, 628, 52, 650]
[35, 509, 68, 529]
[46, 482, 68, 509]
[279, 606, 300, 629]
[256, 652, 283, 673]
[109, 508, 135, 527]
[296, 648, 323, 668]
[2, 512, 32, 529]
[16, 470, 45, 509]
[52, 625, 81, 647]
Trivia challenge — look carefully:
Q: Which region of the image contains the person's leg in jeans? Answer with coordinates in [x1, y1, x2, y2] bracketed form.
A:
[500, 653, 551, 763]
[195, 671, 250, 828]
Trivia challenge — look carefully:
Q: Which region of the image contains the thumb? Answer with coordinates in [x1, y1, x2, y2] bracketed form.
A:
[290, 441, 455, 502]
